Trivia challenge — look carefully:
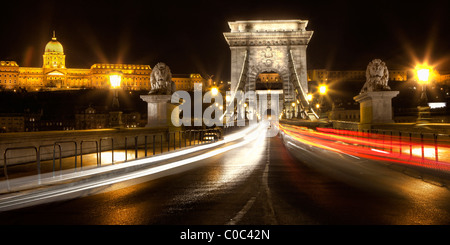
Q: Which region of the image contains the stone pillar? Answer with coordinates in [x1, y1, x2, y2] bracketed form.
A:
[140, 95, 179, 128]
[354, 91, 399, 129]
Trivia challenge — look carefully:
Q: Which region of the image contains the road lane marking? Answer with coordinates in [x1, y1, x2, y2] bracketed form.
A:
[263, 138, 277, 224]
[226, 131, 278, 225]
[226, 196, 257, 225]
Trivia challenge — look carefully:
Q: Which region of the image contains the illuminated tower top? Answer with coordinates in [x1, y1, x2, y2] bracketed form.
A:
[43, 31, 65, 69]
[227, 19, 309, 33]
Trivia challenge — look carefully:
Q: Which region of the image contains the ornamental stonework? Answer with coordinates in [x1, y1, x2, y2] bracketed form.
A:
[247, 46, 289, 76]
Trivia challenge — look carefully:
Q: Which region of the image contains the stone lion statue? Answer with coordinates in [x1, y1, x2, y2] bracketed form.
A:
[149, 62, 176, 95]
[360, 59, 391, 93]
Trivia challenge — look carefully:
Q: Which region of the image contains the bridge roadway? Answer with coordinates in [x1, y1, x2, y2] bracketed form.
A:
[1, 122, 450, 226]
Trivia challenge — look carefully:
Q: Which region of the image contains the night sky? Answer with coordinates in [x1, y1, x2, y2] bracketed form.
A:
[0, 0, 449, 81]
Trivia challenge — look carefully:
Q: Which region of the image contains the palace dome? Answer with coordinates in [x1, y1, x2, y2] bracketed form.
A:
[45, 33, 64, 53]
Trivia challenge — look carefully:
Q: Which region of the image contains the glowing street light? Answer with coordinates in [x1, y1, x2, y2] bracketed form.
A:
[415, 64, 434, 122]
[110, 74, 122, 89]
[109, 73, 122, 110]
[319, 84, 328, 95]
[211, 87, 219, 96]
[317, 84, 328, 119]
[417, 68, 430, 84]
[415, 64, 434, 84]
[307, 93, 313, 102]
[415, 65, 433, 105]
[109, 72, 123, 127]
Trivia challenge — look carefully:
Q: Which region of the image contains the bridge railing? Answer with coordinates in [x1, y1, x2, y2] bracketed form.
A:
[280, 120, 450, 184]
[0, 127, 231, 184]
[326, 125, 450, 178]
[329, 128, 448, 161]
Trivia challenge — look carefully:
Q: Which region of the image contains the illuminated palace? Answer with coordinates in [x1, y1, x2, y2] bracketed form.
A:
[0, 33, 204, 91]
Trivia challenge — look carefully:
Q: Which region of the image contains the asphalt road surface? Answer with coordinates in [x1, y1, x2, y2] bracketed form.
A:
[1, 126, 450, 226]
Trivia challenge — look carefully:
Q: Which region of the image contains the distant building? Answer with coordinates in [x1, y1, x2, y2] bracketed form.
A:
[0, 114, 24, 132]
[0, 32, 205, 92]
[172, 73, 204, 91]
[307, 69, 408, 85]
[75, 106, 142, 130]
[438, 73, 450, 84]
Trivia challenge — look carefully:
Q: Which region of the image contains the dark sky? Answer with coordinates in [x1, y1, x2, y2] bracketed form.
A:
[0, 0, 449, 81]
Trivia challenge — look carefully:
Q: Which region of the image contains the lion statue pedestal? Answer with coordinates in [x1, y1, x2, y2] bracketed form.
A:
[140, 62, 179, 128]
[354, 59, 399, 129]
[140, 94, 179, 128]
[354, 91, 399, 125]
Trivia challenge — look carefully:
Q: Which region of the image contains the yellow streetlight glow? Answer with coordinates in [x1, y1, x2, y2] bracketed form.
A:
[110, 74, 122, 89]
[319, 85, 328, 95]
[315, 104, 320, 109]
[211, 87, 219, 96]
[307, 93, 313, 101]
[417, 68, 430, 84]
[415, 64, 435, 84]
[291, 102, 296, 107]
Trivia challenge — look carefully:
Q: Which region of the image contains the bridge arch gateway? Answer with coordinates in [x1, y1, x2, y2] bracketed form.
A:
[223, 20, 318, 120]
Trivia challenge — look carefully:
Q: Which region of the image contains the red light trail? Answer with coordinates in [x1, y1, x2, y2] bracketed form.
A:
[278, 124, 450, 172]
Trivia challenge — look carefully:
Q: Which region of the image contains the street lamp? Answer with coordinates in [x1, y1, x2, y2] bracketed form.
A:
[211, 87, 219, 96]
[415, 65, 432, 123]
[110, 73, 122, 109]
[305, 93, 313, 117]
[318, 84, 328, 118]
[417, 68, 430, 83]
[319, 85, 327, 95]
[416, 67, 430, 105]
[109, 72, 123, 128]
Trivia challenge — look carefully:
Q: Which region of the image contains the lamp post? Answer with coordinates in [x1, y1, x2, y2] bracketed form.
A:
[415, 66, 432, 123]
[109, 72, 123, 128]
[318, 84, 328, 119]
[110, 74, 121, 109]
[291, 102, 297, 118]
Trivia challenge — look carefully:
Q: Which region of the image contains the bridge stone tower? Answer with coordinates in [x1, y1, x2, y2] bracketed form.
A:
[223, 20, 317, 120]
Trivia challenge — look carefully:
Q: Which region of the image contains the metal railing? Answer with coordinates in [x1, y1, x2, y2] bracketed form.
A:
[3, 146, 39, 182]
[0, 127, 227, 184]
[55, 141, 77, 169]
[328, 126, 450, 176]
[80, 140, 99, 168]
[39, 143, 62, 177]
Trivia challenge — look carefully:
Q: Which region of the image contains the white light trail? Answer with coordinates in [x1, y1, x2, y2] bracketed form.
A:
[0, 123, 265, 211]
[370, 148, 390, 154]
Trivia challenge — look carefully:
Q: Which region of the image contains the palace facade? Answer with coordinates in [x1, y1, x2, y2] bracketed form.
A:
[0, 33, 205, 91]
